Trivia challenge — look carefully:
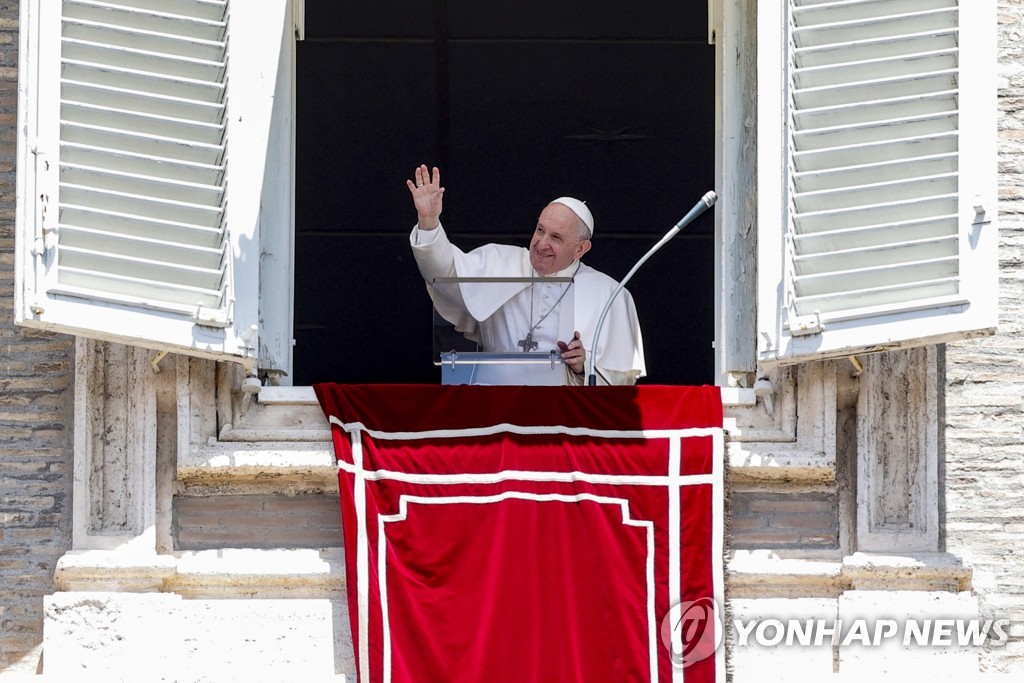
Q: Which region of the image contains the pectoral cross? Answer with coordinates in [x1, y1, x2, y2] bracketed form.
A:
[517, 332, 539, 352]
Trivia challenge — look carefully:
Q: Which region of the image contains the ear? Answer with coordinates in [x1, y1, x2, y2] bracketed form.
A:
[575, 239, 592, 260]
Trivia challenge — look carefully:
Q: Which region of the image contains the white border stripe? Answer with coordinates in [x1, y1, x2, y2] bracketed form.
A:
[712, 430, 726, 682]
[378, 513, 392, 683]
[336, 460, 715, 488]
[352, 431, 371, 683]
[668, 435, 683, 683]
[644, 497, 657, 683]
[329, 415, 719, 441]
[378, 492, 658, 683]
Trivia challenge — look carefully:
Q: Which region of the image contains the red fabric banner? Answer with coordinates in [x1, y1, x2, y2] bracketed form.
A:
[315, 384, 724, 683]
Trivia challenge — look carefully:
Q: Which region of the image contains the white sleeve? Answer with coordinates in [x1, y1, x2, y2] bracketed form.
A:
[566, 365, 639, 386]
[409, 223, 457, 281]
[412, 224, 441, 246]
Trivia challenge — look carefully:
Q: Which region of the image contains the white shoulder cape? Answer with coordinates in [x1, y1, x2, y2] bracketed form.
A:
[420, 233, 645, 377]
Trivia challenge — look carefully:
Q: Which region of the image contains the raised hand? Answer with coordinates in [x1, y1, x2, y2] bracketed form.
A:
[406, 165, 444, 230]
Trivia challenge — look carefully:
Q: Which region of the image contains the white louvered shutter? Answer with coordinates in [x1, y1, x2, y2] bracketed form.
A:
[756, 0, 998, 368]
[15, 0, 292, 368]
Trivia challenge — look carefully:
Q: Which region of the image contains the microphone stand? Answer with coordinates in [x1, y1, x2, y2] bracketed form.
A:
[587, 191, 718, 386]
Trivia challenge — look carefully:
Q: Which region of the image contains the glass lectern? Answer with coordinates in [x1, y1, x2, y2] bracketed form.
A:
[431, 276, 575, 385]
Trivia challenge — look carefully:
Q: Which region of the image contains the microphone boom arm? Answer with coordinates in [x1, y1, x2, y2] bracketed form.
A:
[586, 191, 718, 386]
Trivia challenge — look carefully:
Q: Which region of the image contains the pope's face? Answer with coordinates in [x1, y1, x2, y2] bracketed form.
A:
[529, 203, 592, 276]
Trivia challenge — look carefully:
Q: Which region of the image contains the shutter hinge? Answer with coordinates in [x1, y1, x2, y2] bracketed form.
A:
[193, 304, 230, 328]
[150, 351, 168, 373]
[973, 198, 992, 227]
[754, 376, 774, 417]
[786, 310, 824, 337]
[32, 193, 57, 274]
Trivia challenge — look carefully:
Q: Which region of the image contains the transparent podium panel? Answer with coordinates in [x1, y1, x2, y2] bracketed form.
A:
[431, 276, 575, 385]
[438, 351, 567, 385]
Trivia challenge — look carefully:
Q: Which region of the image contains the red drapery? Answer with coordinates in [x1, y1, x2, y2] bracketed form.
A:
[316, 384, 724, 683]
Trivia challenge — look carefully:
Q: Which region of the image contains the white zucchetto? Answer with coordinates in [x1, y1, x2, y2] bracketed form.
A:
[550, 197, 594, 235]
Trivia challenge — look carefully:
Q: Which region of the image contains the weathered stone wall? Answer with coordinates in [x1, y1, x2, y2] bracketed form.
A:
[0, 1, 75, 672]
[174, 494, 343, 551]
[942, 0, 1024, 673]
[730, 489, 839, 550]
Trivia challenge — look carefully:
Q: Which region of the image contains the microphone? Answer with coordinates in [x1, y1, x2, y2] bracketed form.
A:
[587, 191, 718, 386]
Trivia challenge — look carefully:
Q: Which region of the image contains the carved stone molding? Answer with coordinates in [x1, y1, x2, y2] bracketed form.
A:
[73, 339, 157, 550]
[857, 347, 939, 552]
[727, 363, 838, 484]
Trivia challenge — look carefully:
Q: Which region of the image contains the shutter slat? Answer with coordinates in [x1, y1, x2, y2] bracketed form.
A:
[62, 61, 224, 102]
[792, 7, 957, 48]
[792, 281, 962, 316]
[793, 0, 956, 27]
[793, 69, 957, 109]
[794, 49, 956, 90]
[794, 91, 956, 130]
[792, 235, 958, 274]
[55, 269, 223, 308]
[793, 154, 956, 194]
[62, 122, 224, 164]
[64, 1, 227, 39]
[62, 37, 226, 82]
[62, 80, 225, 123]
[60, 225, 223, 265]
[60, 162, 224, 205]
[793, 256, 958, 302]
[59, 245, 224, 289]
[793, 112, 956, 152]
[792, 173, 957, 213]
[792, 215, 957, 254]
[792, 195, 957, 235]
[63, 17, 227, 62]
[794, 29, 957, 68]
[60, 183, 223, 227]
[62, 142, 224, 185]
[793, 132, 956, 172]
[60, 204, 224, 248]
[61, 101, 225, 144]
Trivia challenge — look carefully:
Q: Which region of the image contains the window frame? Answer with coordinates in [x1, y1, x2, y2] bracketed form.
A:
[14, 0, 998, 389]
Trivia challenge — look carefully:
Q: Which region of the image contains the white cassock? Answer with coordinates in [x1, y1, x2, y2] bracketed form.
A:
[411, 224, 646, 386]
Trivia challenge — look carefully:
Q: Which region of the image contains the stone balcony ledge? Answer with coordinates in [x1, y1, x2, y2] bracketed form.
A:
[54, 548, 346, 599]
[56, 548, 968, 599]
[728, 551, 972, 598]
[178, 440, 338, 492]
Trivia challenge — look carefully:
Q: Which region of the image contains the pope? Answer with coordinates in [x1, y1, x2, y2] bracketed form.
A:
[407, 165, 646, 386]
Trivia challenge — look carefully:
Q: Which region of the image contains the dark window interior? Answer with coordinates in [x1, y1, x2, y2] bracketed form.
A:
[294, 1, 715, 385]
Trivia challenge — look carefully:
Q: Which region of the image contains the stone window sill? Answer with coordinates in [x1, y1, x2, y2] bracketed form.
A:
[178, 384, 836, 489]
